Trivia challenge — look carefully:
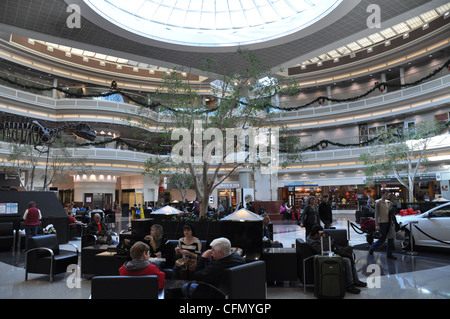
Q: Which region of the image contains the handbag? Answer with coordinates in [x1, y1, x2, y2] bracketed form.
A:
[333, 245, 355, 261]
[175, 257, 197, 272]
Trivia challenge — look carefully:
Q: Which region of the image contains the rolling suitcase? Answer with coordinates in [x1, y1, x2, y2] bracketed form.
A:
[314, 236, 345, 298]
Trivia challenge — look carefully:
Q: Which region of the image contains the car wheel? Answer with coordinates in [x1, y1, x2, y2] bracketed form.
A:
[399, 229, 414, 250]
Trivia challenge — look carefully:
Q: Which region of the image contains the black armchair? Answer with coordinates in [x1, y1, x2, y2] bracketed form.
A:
[324, 229, 349, 247]
[81, 234, 96, 248]
[219, 260, 266, 299]
[0, 222, 14, 252]
[25, 234, 79, 282]
[91, 275, 159, 299]
[296, 238, 315, 291]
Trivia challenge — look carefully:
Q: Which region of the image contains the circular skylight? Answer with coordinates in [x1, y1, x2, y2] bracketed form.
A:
[84, 0, 342, 48]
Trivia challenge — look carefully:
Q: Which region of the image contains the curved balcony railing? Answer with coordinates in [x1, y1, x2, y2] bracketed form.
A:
[1, 73, 448, 127]
[0, 55, 448, 114]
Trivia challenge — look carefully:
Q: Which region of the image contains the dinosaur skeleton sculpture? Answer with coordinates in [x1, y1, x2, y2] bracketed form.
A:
[0, 120, 96, 146]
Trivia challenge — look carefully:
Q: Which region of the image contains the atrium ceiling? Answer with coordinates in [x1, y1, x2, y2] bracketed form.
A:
[0, 0, 447, 75]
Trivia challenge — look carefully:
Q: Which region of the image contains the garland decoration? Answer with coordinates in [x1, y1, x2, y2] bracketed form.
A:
[0, 60, 448, 114]
[272, 59, 450, 111]
[73, 120, 450, 153]
[300, 121, 450, 152]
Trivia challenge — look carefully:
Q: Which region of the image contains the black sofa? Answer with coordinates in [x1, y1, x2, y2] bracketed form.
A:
[25, 234, 79, 282]
[219, 260, 266, 299]
[296, 238, 315, 286]
[0, 222, 14, 251]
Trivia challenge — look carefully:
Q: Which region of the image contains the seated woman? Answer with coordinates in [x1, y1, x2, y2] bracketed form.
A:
[173, 224, 202, 280]
[144, 224, 174, 269]
[119, 241, 165, 290]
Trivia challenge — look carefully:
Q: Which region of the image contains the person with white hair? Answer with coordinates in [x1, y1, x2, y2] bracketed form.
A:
[193, 237, 245, 286]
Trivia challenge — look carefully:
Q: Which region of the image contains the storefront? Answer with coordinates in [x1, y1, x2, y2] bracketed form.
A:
[281, 180, 368, 210]
[217, 183, 240, 210]
[371, 173, 440, 202]
[282, 182, 322, 209]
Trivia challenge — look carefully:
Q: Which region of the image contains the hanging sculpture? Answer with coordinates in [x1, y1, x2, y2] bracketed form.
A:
[0, 120, 96, 146]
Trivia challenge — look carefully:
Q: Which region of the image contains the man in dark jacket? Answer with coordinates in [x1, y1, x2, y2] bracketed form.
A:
[318, 194, 333, 229]
[87, 213, 117, 244]
[182, 237, 245, 297]
[87, 213, 108, 236]
[194, 237, 245, 285]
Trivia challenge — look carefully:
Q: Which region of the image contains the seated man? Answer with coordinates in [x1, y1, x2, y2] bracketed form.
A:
[182, 237, 245, 297]
[119, 241, 165, 290]
[307, 225, 366, 294]
[262, 214, 283, 248]
[87, 213, 117, 244]
[67, 210, 84, 229]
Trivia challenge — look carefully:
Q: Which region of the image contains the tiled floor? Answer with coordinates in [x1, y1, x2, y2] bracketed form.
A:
[1, 211, 449, 299]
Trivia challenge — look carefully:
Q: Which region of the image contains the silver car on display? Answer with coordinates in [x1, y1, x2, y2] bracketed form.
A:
[396, 201, 450, 250]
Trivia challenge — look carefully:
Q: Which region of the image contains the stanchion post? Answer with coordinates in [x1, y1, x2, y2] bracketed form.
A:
[407, 221, 419, 256]
[347, 220, 352, 241]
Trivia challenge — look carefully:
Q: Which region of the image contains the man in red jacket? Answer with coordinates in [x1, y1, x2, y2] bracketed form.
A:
[119, 241, 165, 290]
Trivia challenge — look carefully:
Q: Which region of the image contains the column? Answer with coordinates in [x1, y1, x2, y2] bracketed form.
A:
[381, 73, 387, 93]
[239, 168, 254, 206]
[327, 86, 331, 105]
[399, 68, 405, 85]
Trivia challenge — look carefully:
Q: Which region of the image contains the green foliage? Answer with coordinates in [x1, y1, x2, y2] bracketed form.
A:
[360, 120, 443, 201]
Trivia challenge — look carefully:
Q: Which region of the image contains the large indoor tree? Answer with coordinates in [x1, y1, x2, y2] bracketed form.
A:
[136, 49, 302, 216]
[360, 120, 443, 203]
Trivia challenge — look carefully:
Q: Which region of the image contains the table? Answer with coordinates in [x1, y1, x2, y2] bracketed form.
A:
[163, 279, 190, 299]
[261, 247, 298, 283]
[81, 244, 116, 277]
[94, 251, 128, 276]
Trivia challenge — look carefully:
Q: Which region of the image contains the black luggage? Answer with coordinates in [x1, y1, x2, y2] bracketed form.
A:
[313, 235, 345, 298]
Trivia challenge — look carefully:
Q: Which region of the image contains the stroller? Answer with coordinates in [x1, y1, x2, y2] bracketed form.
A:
[358, 218, 379, 245]
[351, 205, 379, 245]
